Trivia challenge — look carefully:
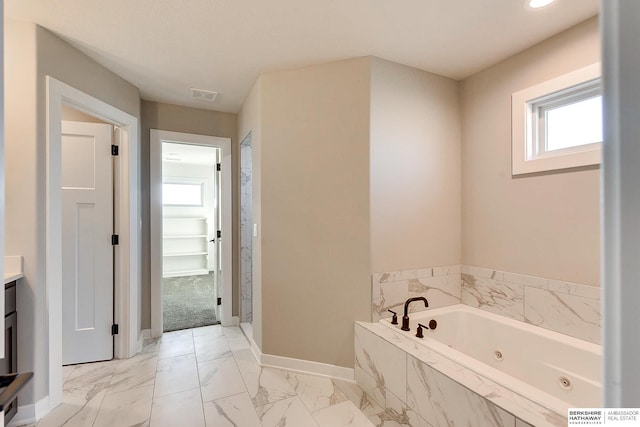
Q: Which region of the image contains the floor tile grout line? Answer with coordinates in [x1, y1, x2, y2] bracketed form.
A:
[193, 328, 208, 426]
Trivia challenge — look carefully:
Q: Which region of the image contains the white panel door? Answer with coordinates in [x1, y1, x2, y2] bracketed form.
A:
[61, 121, 114, 365]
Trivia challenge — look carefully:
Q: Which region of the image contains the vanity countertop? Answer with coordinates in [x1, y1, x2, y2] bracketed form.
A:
[4, 256, 23, 284]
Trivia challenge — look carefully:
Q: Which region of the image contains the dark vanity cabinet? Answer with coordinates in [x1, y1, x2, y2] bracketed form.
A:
[1, 281, 18, 422]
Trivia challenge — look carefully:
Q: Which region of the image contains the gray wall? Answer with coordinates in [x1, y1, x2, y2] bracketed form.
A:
[5, 21, 141, 405]
[140, 101, 239, 328]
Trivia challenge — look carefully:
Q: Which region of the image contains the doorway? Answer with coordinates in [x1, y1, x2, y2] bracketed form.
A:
[46, 77, 140, 413]
[150, 130, 233, 337]
[161, 142, 221, 331]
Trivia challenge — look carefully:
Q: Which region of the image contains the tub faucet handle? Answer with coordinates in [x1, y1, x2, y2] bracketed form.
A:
[387, 310, 398, 325]
[416, 323, 429, 339]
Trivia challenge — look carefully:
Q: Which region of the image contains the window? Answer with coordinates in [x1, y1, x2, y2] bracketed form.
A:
[512, 63, 601, 175]
[163, 182, 203, 206]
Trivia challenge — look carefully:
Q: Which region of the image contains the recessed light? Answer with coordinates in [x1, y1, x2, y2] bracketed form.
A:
[528, 0, 555, 8]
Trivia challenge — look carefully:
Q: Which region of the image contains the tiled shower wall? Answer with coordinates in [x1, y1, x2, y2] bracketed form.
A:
[371, 265, 601, 344]
[240, 136, 253, 323]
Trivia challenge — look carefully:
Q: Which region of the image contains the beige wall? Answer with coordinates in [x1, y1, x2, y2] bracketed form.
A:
[238, 78, 263, 347]
[258, 58, 372, 367]
[461, 17, 601, 286]
[140, 101, 238, 327]
[5, 21, 141, 405]
[370, 58, 461, 273]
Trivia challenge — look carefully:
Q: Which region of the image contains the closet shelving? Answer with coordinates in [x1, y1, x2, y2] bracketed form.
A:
[162, 217, 209, 278]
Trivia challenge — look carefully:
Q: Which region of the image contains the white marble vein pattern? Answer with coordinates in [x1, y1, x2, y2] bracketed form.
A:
[461, 273, 525, 321]
[154, 353, 200, 398]
[203, 392, 262, 427]
[38, 324, 378, 427]
[256, 396, 319, 427]
[354, 323, 407, 403]
[63, 360, 119, 391]
[150, 387, 205, 427]
[333, 378, 386, 424]
[524, 287, 601, 344]
[313, 400, 375, 427]
[158, 329, 195, 359]
[356, 321, 567, 427]
[406, 355, 515, 427]
[408, 275, 461, 309]
[547, 279, 600, 299]
[284, 371, 348, 413]
[384, 389, 431, 427]
[194, 333, 232, 362]
[37, 382, 109, 427]
[354, 367, 384, 409]
[92, 384, 154, 427]
[108, 352, 158, 394]
[373, 273, 461, 322]
[198, 356, 247, 402]
[233, 348, 297, 407]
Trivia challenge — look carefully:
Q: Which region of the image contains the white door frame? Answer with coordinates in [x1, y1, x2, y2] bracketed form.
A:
[46, 77, 140, 410]
[150, 130, 233, 336]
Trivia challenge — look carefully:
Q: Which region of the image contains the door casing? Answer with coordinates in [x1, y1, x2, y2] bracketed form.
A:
[150, 130, 233, 336]
[46, 77, 139, 414]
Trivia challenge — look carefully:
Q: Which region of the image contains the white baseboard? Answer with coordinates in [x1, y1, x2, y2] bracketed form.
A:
[239, 327, 354, 381]
[260, 354, 354, 381]
[8, 396, 49, 427]
[231, 316, 240, 326]
[240, 323, 261, 364]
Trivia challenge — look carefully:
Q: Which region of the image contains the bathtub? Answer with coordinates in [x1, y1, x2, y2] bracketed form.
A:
[380, 304, 601, 417]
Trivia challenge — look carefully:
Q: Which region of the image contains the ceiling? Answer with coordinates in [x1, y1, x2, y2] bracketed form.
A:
[6, 0, 599, 113]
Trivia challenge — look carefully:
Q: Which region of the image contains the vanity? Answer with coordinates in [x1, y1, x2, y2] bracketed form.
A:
[1, 256, 26, 424]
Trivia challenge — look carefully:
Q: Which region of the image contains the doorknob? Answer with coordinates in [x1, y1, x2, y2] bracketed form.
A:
[209, 239, 215, 243]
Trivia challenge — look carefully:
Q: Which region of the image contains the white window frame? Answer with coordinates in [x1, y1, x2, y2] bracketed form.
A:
[512, 63, 601, 175]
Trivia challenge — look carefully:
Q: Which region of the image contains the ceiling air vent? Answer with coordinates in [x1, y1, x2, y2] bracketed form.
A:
[190, 88, 218, 102]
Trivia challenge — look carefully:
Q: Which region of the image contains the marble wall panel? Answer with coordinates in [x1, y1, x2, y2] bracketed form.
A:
[354, 323, 407, 405]
[461, 265, 601, 344]
[371, 265, 462, 322]
[406, 355, 515, 427]
[240, 137, 253, 323]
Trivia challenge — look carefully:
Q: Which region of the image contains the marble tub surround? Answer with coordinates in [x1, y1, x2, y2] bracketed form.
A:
[372, 264, 461, 322]
[26, 324, 378, 427]
[461, 265, 601, 344]
[354, 322, 567, 427]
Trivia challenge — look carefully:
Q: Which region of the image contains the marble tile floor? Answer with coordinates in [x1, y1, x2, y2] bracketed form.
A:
[19, 325, 384, 427]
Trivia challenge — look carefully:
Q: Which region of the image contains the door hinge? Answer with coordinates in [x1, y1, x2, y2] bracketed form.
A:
[216, 163, 221, 171]
[217, 230, 222, 239]
[217, 297, 222, 306]
[111, 234, 119, 245]
[111, 145, 119, 156]
[112, 324, 119, 335]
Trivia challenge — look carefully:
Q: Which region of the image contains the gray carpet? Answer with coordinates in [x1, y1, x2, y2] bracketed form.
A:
[162, 272, 219, 332]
